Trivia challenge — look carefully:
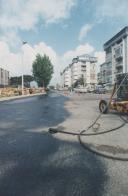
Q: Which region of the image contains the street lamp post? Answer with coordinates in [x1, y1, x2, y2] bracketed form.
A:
[22, 41, 27, 95]
[22, 73, 24, 95]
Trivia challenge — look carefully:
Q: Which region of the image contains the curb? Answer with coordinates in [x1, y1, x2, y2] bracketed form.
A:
[0, 92, 46, 102]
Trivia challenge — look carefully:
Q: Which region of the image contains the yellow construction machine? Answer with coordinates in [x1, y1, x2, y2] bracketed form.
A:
[99, 73, 128, 113]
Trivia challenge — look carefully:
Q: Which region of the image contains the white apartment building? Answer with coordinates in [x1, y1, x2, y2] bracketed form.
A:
[0, 67, 9, 87]
[97, 72, 101, 84]
[61, 66, 71, 87]
[99, 62, 112, 84]
[61, 54, 97, 88]
[71, 60, 83, 85]
[71, 55, 97, 86]
[104, 26, 128, 85]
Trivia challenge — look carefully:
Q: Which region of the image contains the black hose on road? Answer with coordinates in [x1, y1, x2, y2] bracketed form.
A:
[78, 115, 128, 161]
[49, 114, 128, 161]
[49, 74, 128, 160]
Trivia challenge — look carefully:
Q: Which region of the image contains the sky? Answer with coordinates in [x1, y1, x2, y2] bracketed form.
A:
[0, 0, 128, 84]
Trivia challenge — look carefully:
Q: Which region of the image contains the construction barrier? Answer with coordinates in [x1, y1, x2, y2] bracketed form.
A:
[0, 87, 45, 98]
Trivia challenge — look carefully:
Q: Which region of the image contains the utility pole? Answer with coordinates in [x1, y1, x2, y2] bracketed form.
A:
[22, 41, 27, 95]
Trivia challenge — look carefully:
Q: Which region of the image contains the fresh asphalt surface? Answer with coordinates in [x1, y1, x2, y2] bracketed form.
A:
[0, 92, 107, 196]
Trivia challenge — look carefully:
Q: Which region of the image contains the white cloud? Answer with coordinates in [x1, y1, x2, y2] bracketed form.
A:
[61, 45, 105, 75]
[0, 30, 21, 48]
[0, 40, 105, 85]
[0, 41, 60, 84]
[0, 0, 77, 31]
[0, 41, 22, 76]
[94, 0, 128, 22]
[94, 51, 105, 72]
[95, 51, 105, 65]
[78, 24, 93, 41]
[0, 0, 77, 57]
[62, 43, 94, 67]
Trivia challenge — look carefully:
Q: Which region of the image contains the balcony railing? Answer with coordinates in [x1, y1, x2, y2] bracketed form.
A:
[81, 68, 86, 72]
[81, 64, 86, 67]
[114, 47, 123, 59]
[114, 68, 123, 75]
[106, 53, 112, 62]
[115, 63, 123, 68]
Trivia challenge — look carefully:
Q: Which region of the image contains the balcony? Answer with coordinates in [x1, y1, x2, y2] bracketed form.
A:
[115, 63, 123, 69]
[81, 64, 86, 67]
[116, 71, 123, 76]
[105, 53, 112, 63]
[115, 66, 123, 75]
[81, 68, 86, 72]
[114, 47, 123, 60]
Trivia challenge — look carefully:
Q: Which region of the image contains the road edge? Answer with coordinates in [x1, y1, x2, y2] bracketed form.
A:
[0, 92, 47, 102]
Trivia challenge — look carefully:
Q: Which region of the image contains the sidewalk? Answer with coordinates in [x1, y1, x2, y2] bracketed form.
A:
[0, 92, 46, 102]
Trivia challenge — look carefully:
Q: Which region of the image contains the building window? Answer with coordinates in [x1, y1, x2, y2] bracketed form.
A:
[115, 47, 122, 58]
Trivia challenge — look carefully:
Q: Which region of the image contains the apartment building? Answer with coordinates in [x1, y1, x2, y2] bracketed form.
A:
[0, 67, 9, 87]
[98, 62, 112, 84]
[104, 26, 128, 85]
[61, 66, 71, 87]
[71, 55, 97, 86]
[61, 54, 97, 88]
[71, 59, 83, 85]
[97, 72, 101, 84]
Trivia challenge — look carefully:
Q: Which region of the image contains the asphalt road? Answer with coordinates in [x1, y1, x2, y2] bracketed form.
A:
[0, 92, 108, 196]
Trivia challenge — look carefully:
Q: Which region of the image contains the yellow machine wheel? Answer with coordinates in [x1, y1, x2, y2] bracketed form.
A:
[99, 100, 108, 114]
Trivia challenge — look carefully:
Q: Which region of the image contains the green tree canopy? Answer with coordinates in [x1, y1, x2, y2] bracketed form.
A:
[32, 54, 54, 87]
[73, 76, 85, 88]
[10, 75, 34, 87]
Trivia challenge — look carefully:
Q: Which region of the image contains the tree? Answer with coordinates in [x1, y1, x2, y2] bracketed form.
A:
[32, 54, 54, 87]
[10, 75, 34, 87]
[73, 76, 85, 88]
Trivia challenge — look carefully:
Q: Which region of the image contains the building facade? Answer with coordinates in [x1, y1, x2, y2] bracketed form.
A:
[61, 54, 97, 88]
[61, 66, 71, 88]
[97, 72, 101, 84]
[0, 67, 9, 87]
[71, 59, 83, 85]
[104, 26, 128, 85]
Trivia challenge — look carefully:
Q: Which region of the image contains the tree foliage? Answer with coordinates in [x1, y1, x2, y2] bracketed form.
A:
[32, 54, 54, 87]
[10, 75, 34, 87]
[73, 76, 85, 88]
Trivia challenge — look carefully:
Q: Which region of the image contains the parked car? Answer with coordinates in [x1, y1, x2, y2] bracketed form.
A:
[94, 87, 106, 94]
[74, 87, 87, 93]
[87, 88, 94, 93]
